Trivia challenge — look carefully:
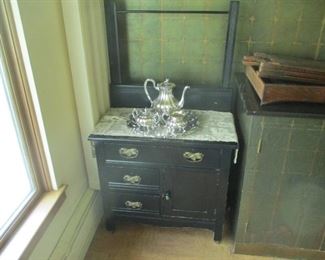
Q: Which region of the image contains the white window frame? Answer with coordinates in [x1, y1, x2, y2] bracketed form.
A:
[0, 1, 66, 258]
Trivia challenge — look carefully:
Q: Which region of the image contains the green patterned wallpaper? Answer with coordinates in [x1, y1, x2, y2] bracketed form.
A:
[113, 0, 325, 86]
[234, 0, 325, 73]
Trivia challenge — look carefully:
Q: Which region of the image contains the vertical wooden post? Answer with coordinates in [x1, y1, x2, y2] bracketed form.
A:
[105, 1, 122, 84]
[222, 1, 239, 89]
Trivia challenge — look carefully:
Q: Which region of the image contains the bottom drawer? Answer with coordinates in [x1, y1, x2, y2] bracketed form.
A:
[108, 192, 160, 215]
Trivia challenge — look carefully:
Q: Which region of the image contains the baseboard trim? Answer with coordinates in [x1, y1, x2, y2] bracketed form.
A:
[49, 189, 103, 260]
[234, 242, 325, 260]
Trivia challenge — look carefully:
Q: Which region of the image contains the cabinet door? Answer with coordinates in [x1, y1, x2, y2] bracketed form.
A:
[161, 167, 219, 220]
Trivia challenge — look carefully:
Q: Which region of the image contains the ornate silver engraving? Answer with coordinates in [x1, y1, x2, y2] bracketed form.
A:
[119, 148, 139, 159]
[123, 175, 142, 184]
[183, 152, 204, 163]
[124, 201, 143, 209]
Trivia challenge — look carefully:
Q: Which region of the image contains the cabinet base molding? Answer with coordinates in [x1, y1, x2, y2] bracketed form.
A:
[110, 214, 216, 230]
[234, 242, 325, 260]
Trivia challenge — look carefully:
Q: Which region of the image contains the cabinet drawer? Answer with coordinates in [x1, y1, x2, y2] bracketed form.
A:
[102, 142, 221, 168]
[108, 191, 160, 214]
[103, 142, 172, 164]
[102, 165, 160, 191]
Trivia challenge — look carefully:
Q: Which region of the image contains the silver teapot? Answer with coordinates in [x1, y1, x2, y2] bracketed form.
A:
[144, 78, 190, 115]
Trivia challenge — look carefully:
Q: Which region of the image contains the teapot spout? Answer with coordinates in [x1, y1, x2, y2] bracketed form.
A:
[177, 85, 190, 109]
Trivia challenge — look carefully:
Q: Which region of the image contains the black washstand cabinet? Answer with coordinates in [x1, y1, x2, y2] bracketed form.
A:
[89, 1, 240, 241]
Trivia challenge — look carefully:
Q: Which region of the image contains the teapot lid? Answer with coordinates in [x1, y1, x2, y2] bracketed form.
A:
[157, 78, 176, 88]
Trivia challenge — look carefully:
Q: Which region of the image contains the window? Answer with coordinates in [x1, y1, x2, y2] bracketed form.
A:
[0, 46, 40, 247]
[0, 1, 56, 249]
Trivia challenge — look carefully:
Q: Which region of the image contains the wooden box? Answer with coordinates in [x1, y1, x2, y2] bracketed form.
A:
[245, 65, 325, 105]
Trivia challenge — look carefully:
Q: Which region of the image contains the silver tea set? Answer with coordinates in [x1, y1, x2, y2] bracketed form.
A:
[127, 78, 199, 137]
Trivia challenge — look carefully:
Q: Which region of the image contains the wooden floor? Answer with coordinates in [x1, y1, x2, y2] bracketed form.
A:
[85, 222, 286, 260]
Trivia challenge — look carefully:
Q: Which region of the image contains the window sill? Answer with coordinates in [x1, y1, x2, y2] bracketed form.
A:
[0, 185, 67, 259]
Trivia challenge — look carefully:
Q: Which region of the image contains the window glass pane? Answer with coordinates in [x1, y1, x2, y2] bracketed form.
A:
[0, 53, 36, 237]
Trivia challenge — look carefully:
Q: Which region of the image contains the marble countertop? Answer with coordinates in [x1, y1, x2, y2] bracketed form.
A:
[90, 108, 238, 144]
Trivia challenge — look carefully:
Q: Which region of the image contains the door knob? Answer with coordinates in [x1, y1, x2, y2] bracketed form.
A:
[162, 191, 171, 201]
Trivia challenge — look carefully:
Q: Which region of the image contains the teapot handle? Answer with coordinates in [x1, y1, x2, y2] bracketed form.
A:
[144, 79, 157, 105]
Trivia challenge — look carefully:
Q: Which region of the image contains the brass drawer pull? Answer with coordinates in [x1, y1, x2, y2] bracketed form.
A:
[123, 175, 142, 184]
[183, 152, 204, 163]
[119, 147, 139, 159]
[125, 200, 143, 209]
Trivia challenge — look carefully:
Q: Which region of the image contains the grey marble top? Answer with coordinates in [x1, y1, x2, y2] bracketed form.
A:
[91, 108, 238, 144]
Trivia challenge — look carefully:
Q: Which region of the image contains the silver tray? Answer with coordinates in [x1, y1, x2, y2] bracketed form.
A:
[127, 108, 199, 138]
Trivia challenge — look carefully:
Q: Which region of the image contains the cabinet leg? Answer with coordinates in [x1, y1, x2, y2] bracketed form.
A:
[214, 223, 223, 242]
[214, 234, 221, 242]
[105, 217, 116, 232]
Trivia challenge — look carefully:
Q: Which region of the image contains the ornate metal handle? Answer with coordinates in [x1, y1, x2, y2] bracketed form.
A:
[183, 152, 204, 163]
[144, 78, 157, 105]
[123, 175, 142, 184]
[125, 200, 143, 209]
[119, 148, 139, 159]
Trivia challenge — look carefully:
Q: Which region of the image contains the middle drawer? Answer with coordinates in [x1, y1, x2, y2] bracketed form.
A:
[101, 165, 160, 192]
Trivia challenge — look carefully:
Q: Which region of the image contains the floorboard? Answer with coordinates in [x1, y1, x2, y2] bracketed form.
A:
[85, 221, 287, 260]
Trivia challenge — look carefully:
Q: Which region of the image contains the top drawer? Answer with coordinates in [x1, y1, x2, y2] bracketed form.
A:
[101, 141, 221, 169]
